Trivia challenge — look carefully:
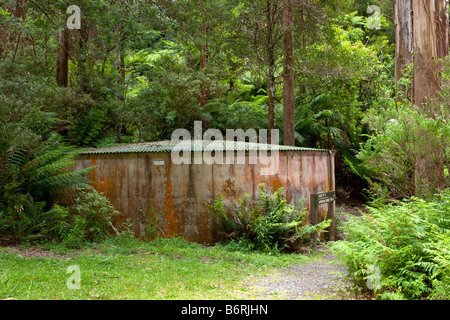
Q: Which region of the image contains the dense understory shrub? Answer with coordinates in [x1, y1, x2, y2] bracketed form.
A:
[0, 130, 119, 246]
[357, 61, 450, 199]
[0, 197, 70, 241]
[64, 187, 120, 247]
[208, 184, 331, 253]
[330, 190, 450, 299]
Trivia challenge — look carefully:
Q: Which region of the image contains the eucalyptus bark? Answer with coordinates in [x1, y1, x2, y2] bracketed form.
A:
[412, 0, 440, 106]
[411, 0, 448, 196]
[434, 0, 449, 61]
[393, 0, 413, 97]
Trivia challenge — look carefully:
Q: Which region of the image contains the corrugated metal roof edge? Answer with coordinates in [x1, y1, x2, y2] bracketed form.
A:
[79, 140, 336, 155]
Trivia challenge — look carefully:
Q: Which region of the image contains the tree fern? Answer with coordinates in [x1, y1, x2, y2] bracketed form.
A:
[1, 142, 92, 203]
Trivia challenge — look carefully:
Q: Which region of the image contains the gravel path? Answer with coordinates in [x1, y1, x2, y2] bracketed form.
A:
[241, 248, 350, 300]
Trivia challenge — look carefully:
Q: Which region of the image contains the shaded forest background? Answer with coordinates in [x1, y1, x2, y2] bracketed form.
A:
[1, 0, 449, 204]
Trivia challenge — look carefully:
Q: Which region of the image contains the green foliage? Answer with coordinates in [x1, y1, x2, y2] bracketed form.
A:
[124, 49, 215, 141]
[0, 129, 93, 241]
[0, 110, 117, 246]
[330, 190, 450, 299]
[0, 137, 91, 205]
[292, 94, 344, 148]
[68, 187, 120, 245]
[208, 184, 331, 252]
[203, 73, 269, 132]
[0, 145, 119, 247]
[140, 208, 165, 240]
[357, 57, 450, 200]
[58, 215, 87, 250]
[52, 88, 106, 147]
[358, 100, 450, 199]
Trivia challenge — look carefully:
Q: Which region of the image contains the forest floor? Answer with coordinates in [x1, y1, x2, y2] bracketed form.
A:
[0, 201, 368, 300]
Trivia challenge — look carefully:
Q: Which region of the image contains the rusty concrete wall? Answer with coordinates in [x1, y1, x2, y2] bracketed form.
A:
[74, 150, 335, 243]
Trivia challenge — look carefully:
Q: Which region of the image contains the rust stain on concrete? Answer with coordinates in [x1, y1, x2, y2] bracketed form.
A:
[165, 160, 176, 237]
[223, 178, 237, 198]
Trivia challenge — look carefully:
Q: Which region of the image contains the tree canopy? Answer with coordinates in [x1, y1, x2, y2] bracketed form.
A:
[0, 0, 449, 202]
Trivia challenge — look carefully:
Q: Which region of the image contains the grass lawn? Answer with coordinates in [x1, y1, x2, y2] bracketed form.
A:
[0, 237, 310, 300]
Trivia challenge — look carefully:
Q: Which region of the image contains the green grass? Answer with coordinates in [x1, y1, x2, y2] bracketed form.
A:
[0, 237, 309, 300]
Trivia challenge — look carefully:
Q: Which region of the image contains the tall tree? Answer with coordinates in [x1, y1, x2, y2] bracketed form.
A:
[13, 0, 27, 20]
[113, 41, 125, 143]
[412, 0, 448, 106]
[207, 0, 283, 142]
[393, 0, 412, 97]
[199, 22, 208, 107]
[266, 0, 280, 141]
[56, 28, 69, 87]
[411, 0, 448, 196]
[111, 2, 126, 144]
[282, 0, 295, 146]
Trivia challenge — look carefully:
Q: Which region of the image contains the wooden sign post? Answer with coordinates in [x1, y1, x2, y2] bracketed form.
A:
[310, 190, 336, 248]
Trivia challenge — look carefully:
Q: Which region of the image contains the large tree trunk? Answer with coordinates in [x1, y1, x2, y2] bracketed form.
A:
[266, 0, 277, 143]
[412, 0, 448, 105]
[282, 0, 295, 146]
[434, 0, 449, 60]
[393, 0, 413, 97]
[412, 0, 440, 106]
[114, 44, 125, 143]
[13, 0, 27, 20]
[199, 23, 208, 107]
[411, 0, 448, 196]
[267, 61, 276, 143]
[56, 28, 69, 87]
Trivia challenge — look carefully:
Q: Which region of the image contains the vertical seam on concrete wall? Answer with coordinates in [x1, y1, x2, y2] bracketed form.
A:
[165, 155, 175, 237]
[211, 163, 215, 201]
[286, 152, 290, 204]
[251, 161, 255, 197]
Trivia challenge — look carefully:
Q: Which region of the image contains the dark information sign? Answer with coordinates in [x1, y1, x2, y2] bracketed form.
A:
[314, 191, 336, 206]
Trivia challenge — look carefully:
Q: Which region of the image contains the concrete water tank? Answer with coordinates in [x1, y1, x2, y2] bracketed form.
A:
[74, 140, 335, 243]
